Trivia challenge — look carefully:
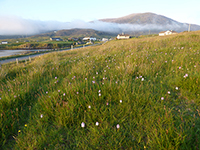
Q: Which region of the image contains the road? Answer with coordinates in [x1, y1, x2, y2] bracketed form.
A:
[0, 43, 101, 65]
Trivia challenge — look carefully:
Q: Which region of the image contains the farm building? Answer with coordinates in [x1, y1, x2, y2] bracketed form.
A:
[1, 41, 8, 44]
[117, 33, 130, 40]
[102, 38, 108, 42]
[50, 38, 63, 41]
[82, 37, 96, 41]
[159, 30, 178, 36]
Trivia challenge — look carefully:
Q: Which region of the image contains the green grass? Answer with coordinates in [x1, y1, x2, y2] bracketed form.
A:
[0, 31, 200, 149]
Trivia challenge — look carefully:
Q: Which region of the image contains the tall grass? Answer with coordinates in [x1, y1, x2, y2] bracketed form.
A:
[0, 31, 200, 149]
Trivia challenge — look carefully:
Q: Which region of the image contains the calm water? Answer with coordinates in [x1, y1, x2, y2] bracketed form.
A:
[0, 49, 50, 58]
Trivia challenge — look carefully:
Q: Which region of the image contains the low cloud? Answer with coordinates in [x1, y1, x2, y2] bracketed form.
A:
[0, 16, 68, 35]
[0, 16, 190, 35]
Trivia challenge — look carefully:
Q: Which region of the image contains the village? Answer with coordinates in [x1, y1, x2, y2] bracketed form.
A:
[0, 30, 179, 47]
[0, 30, 178, 49]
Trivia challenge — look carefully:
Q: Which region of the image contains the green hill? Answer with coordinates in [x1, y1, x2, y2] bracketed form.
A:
[1, 31, 200, 149]
[32, 28, 116, 39]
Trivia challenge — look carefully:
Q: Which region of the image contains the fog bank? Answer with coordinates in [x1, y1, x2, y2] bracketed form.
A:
[0, 16, 190, 35]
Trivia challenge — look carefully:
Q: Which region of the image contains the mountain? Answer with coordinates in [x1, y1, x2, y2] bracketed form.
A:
[100, 12, 180, 25]
[32, 28, 116, 38]
[99, 12, 200, 33]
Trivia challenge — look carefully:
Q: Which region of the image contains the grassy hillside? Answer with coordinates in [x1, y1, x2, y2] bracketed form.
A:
[0, 41, 76, 50]
[0, 28, 113, 50]
[32, 28, 116, 39]
[0, 31, 200, 149]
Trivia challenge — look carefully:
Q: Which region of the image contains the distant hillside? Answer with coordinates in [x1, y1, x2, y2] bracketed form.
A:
[99, 12, 200, 33]
[32, 28, 116, 39]
[0, 35, 31, 39]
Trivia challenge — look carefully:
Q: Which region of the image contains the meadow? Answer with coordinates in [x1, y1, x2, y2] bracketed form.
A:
[0, 40, 75, 50]
[0, 31, 200, 149]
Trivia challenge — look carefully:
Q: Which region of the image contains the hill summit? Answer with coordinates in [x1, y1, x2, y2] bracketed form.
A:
[99, 12, 200, 33]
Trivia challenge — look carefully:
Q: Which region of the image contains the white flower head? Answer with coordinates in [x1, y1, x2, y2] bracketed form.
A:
[40, 114, 43, 118]
[175, 87, 178, 90]
[81, 122, 85, 128]
[141, 78, 144, 81]
[167, 91, 170, 94]
[116, 124, 120, 129]
[161, 97, 164, 100]
[96, 122, 99, 126]
[120, 100, 122, 103]
[88, 105, 91, 109]
[99, 93, 101, 96]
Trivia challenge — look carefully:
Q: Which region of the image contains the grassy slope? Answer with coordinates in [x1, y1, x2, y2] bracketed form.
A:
[0, 31, 200, 149]
[32, 29, 116, 38]
[0, 41, 75, 50]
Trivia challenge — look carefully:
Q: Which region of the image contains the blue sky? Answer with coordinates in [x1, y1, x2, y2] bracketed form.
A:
[0, 0, 200, 24]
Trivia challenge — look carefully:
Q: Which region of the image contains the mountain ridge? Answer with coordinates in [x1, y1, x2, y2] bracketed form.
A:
[31, 28, 116, 38]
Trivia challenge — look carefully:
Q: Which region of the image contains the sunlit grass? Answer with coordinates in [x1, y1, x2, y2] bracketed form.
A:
[0, 31, 200, 149]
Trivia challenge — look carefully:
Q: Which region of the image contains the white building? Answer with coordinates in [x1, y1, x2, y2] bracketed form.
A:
[82, 37, 96, 41]
[102, 38, 108, 42]
[86, 41, 93, 44]
[117, 33, 130, 40]
[50, 38, 62, 41]
[159, 30, 178, 36]
[1, 41, 8, 44]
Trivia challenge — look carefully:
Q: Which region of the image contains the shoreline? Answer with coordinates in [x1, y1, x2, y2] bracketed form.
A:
[0, 47, 61, 50]
[0, 43, 102, 64]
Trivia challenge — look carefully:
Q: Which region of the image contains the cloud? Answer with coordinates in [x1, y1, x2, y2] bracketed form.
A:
[0, 15, 68, 35]
[0, 15, 191, 35]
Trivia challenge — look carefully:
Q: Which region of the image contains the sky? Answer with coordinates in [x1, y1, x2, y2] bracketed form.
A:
[0, 0, 200, 35]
